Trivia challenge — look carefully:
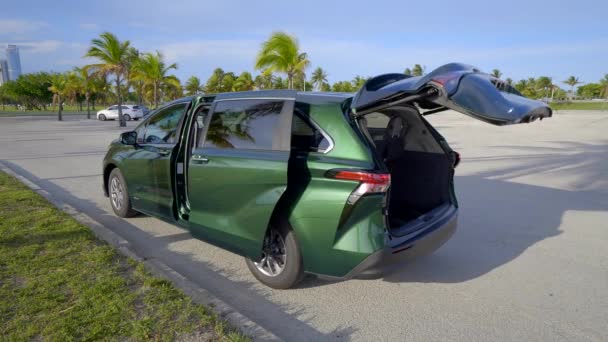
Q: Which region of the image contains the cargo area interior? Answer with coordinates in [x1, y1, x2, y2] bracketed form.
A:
[358, 105, 453, 236]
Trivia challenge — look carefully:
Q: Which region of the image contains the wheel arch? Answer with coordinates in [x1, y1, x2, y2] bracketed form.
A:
[103, 163, 117, 197]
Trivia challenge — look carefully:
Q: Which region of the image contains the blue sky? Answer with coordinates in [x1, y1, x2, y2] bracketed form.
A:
[1, 0, 607, 85]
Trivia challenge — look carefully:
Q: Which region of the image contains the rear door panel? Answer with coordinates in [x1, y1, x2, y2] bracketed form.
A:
[186, 92, 295, 259]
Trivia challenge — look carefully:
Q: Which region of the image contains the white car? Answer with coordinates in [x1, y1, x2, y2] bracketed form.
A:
[97, 105, 144, 121]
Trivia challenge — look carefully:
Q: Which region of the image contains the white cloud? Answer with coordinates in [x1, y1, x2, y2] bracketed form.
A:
[158, 39, 259, 62]
[79, 23, 99, 30]
[0, 40, 63, 54]
[0, 19, 47, 35]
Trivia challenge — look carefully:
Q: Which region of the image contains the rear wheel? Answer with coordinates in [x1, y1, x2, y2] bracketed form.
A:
[245, 224, 304, 289]
[99, 114, 106, 121]
[108, 168, 138, 218]
[123, 114, 131, 121]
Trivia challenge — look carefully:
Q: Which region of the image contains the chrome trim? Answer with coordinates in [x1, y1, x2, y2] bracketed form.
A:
[214, 97, 296, 102]
[306, 116, 334, 154]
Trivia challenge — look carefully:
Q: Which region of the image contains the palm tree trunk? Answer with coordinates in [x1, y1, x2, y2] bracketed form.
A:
[116, 76, 125, 127]
[154, 82, 158, 109]
[86, 92, 91, 119]
[57, 95, 63, 121]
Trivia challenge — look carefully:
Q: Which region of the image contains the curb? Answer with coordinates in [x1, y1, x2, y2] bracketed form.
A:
[0, 162, 282, 342]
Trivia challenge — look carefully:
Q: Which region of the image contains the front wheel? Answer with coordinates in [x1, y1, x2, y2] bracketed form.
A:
[98, 114, 106, 121]
[245, 224, 304, 289]
[108, 168, 138, 218]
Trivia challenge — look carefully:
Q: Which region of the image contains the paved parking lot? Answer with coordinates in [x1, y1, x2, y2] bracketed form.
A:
[1, 111, 606, 341]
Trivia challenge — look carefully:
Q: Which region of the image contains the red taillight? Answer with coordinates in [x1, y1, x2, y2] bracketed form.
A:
[431, 71, 465, 94]
[451, 151, 461, 168]
[326, 170, 391, 202]
[432, 74, 458, 86]
[331, 170, 390, 185]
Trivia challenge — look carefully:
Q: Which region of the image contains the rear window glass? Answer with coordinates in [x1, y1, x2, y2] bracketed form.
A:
[364, 112, 390, 129]
[291, 114, 331, 152]
[203, 99, 284, 150]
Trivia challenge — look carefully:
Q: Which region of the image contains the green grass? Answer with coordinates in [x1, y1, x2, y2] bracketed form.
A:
[549, 101, 608, 111]
[0, 111, 89, 117]
[0, 105, 98, 117]
[0, 105, 91, 112]
[0, 172, 249, 341]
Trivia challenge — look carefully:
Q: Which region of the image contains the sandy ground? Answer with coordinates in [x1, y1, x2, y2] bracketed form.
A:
[0, 110, 606, 341]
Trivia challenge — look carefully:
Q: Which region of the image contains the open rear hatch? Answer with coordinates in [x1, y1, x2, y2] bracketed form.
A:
[351, 63, 552, 125]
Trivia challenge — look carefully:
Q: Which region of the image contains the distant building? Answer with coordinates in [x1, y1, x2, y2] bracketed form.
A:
[0, 59, 8, 85]
[6, 45, 22, 80]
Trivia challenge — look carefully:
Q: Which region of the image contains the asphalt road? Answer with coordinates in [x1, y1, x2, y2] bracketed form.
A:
[1, 111, 606, 341]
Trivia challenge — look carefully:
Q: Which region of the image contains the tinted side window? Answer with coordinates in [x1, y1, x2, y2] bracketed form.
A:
[203, 99, 283, 150]
[121, 106, 130, 110]
[291, 114, 331, 152]
[144, 103, 188, 144]
[108, 106, 117, 110]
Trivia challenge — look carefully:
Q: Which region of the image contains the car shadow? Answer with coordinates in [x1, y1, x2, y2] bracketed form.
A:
[1, 161, 356, 342]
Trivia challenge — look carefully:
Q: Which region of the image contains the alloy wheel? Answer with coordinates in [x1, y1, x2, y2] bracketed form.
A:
[110, 177, 124, 210]
[254, 229, 287, 277]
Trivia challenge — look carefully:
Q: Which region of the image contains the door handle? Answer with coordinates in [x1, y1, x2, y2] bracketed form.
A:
[191, 154, 209, 164]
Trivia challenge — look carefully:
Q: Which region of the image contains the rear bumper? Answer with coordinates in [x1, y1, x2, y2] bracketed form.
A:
[344, 205, 458, 279]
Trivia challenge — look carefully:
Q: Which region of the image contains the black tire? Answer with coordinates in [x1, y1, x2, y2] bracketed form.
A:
[245, 224, 304, 289]
[99, 114, 106, 121]
[123, 114, 131, 121]
[108, 168, 138, 218]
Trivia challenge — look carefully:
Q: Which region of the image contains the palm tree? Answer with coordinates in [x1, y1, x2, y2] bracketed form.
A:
[599, 74, 608, 99]
[131, 51, 179, 109]
[205, 68, 226, 93]
[127, 48, 146, 105]
[48, 73, 70, 121]
[352, 76, 367, 89]
[311, 67, 328, 91]
[563, 76, 582, 99]
[255, 32, 310, 89]
[73, 67, 95, 119]
[234, 72, 255, 91]
[84, 32, 132, 127]
[254, 70, 274, 90]
[491, 69, 502, 78]
[412, 64, 425, 76]
[404, 68, 412, 76]
[161, 78, 183, 101]
[505, 78, 513, 86]
[536, 76, 553, 100]
[185, 76, 203, 95]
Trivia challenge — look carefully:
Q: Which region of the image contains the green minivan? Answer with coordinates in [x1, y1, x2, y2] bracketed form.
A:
[103, 63, 551, 288]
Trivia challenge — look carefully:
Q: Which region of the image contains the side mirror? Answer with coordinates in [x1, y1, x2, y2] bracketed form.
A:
[120, 131, 138, 145]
